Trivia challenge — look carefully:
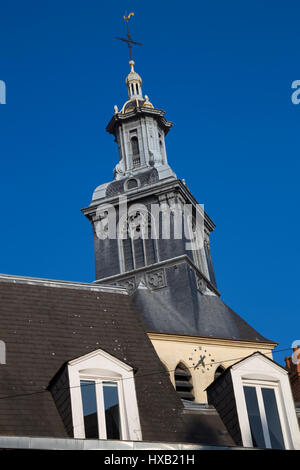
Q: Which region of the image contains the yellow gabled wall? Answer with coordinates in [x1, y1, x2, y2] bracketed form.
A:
[148, 332, 276, 403]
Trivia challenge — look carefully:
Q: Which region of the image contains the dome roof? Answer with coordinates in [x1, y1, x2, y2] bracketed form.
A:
[125, 60, 142, 85]
[121, 98, 145, 114]
[120, 95, 154, 114]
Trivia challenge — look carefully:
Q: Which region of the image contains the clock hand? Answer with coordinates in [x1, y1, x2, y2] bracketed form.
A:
[194, 355, 206, 369]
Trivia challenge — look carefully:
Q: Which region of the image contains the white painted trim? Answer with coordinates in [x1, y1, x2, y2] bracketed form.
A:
[231, 353, 300, 449]
[68, 348, 142, 442]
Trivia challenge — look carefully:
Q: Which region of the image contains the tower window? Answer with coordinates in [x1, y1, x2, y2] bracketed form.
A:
[174, 363, 194, 401]
[131, 136, 139, 155]
[120, 211, 158, 272]
[131, 137, 140, 168]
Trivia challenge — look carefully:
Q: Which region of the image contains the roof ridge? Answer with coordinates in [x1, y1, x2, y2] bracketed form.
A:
[0, 273, 127, 295]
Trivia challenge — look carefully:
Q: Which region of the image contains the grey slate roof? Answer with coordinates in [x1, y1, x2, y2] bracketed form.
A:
[106, 168, 159, 198]
[0, 275, 235, 446]
[131, 264, 274, 343]
[0, 277, 183, 441]
[181, 403, 235, 447]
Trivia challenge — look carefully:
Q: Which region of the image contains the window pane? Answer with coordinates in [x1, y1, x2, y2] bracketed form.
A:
[262, 388, 285, 449]
[103, 381, 121, 439]
[244, 386, 266, 448]
[80, 380, 99, 439]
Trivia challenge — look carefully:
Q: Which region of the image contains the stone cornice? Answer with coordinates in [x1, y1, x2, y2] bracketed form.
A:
[82, 178, 216, 233]
[147, 331, 278, 349]
[106, 107, 173, 136]
[94, 254, 221, 297]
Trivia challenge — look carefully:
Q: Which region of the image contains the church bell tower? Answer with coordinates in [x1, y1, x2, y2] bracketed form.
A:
[82, 57, 218, 293]
[108, 59, 176, 183]
[82, 15, 274, 404]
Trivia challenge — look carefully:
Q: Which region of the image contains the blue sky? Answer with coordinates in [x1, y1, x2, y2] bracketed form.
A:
[0, 1, 299, 365]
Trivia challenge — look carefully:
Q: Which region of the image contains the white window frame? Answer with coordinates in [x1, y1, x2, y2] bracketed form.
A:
[242, 379, 288, 449]
[79, 376, 126, 440]
[231, 353, 300, 450]
[68, 349, 142, 441]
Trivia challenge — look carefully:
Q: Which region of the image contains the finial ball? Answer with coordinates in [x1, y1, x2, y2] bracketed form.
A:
[129, 60, 135, 72]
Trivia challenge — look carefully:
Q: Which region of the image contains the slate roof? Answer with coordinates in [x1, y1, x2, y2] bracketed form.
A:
[132, 282, 274, 343]
[0, 276, 183, 441]
[0, 275, 234, 446]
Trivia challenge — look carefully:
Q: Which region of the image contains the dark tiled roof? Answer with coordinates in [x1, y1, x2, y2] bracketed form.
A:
[181, 409, 235, 447]
[106, 168, 159, 198]
[0, 277, 185, 441]
[132, 285, 274, 343]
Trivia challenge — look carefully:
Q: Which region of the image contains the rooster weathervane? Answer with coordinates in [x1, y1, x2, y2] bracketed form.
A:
[115, 12, 143, 61]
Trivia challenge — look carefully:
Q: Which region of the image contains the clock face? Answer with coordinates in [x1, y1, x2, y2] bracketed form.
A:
[188, 346, 215, 373]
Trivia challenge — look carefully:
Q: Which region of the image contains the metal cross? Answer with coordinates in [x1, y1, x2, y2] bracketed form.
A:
[115, 12, 143, 61]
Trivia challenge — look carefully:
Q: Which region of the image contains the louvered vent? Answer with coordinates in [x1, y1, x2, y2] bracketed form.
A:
[174, 364, 194, 401]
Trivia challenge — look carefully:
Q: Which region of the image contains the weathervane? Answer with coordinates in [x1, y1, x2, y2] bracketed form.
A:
[115, 12, 142, 61]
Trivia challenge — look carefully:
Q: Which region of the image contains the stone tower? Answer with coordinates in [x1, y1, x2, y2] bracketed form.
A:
[82, 60, 274, 403]
[82, 60, 218, 297]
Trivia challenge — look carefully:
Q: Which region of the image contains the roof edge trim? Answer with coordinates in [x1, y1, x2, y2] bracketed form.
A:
[0, 273, 128, 295]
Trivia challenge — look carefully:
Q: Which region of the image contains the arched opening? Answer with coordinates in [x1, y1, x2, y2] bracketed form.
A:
[214, 365, 225, 380]
[174, 363, 194, 401]
[125, 178, 138, 191]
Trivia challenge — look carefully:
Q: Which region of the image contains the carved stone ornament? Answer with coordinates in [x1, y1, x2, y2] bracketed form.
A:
[196, 276, 206, 294]
[116, 277, 136, 294]
[146, 269, 166, 290]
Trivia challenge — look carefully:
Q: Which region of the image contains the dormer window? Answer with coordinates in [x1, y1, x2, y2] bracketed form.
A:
[80, 379, 121, 440]
[68, 349, 142, 441]
[207, 352, 300, 450]
[243, 383, 285, 449]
